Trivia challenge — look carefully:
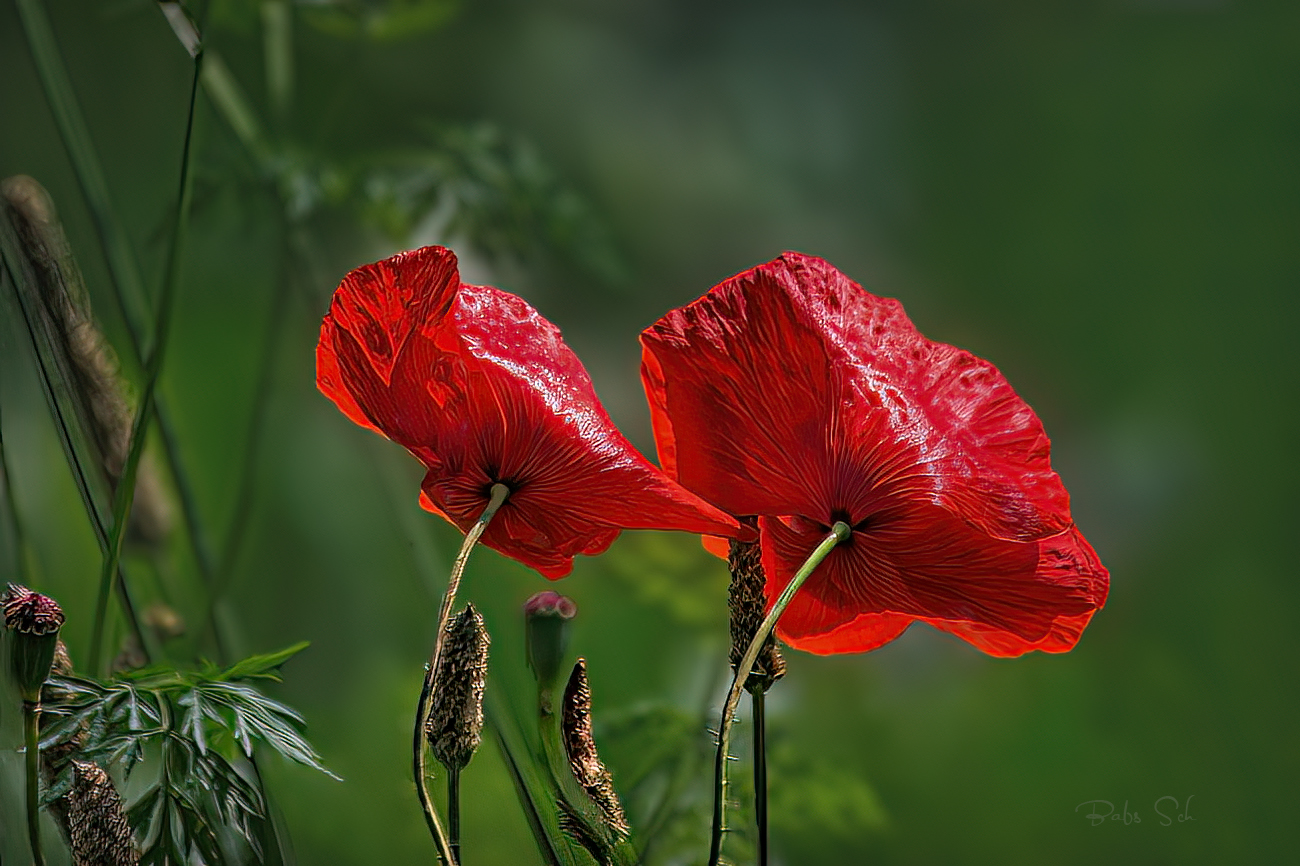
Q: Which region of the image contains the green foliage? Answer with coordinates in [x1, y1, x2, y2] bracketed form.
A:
[352, 122, 625, 284]
[300, 0, 461, 41]
[39, 644, 335, 864]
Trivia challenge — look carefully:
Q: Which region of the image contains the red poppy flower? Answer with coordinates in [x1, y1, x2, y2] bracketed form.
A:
[317, 245, 743, 577]
[640, 252, 1108, 657]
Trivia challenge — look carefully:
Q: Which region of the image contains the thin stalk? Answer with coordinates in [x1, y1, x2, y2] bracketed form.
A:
[448, 766, 462, 865]
[751, 685, 768, 866]
[23, 700, 46, 866]
[707, 521, 850, 866]
[88, 48, 204, 675]
[0, 396, 36, 581]
[414, 483, 509, 864]
[18, 0, 231, 662]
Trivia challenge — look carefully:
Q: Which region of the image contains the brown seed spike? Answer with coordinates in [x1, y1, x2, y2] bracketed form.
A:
[561, 659, 629, 838]
[62, 760, 140, 865]
[727, 539, 786, 692]
[1, 175, 173, 548]
[426, 603, 490, 771]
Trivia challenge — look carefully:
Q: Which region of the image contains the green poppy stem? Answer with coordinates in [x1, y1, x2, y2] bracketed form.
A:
[414, 483, 509, 864]
[708, 521, 851, 866]
[23, 700, 45, 866]
[751, 685, 768, 866]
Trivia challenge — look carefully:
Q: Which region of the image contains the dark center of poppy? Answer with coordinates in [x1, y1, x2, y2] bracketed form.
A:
[826, 509, 872, 538]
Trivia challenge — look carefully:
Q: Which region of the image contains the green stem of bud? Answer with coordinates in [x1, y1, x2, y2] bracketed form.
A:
[24, 700, 46, 866]
[414, 483, 509, 865]
[707, 521, 850, 866]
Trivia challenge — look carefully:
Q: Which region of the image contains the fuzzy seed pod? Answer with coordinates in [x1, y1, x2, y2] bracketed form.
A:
[3, 583, 65, 701]
[426, 603, 490, 771]
[727, 538, 786, 692]
[61, 760, 140, 866]
[561, 659, 628, 839]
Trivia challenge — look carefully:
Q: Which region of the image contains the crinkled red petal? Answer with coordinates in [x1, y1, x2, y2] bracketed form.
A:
[762, 513, 1106, 657]
[641, 251, 1072, 543]
[318, 246, 744, 577]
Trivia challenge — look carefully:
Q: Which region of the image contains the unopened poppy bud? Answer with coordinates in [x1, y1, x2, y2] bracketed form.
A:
[727, 539, 786, 692]
[524, 591, 577, 693]
[426, 604, 490, 772]
[3, 584, 65, 702]
[561, 659, 628, 839]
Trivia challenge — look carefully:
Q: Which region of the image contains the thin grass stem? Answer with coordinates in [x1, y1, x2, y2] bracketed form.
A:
[88, 47, 204, 675]
[707, 521, 850, 866]
[415, 483, 509, 864]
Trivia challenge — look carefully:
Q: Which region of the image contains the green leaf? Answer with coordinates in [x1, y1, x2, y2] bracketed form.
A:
[486, 684, 586, 866]
[215, 641, 310, 682]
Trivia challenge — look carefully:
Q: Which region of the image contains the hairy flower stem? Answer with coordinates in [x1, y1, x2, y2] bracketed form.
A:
[751, 685, 768, 866]
[414, 483, 509, 864]
[24, 700, 46, 866]
[708, 521, 851, 866]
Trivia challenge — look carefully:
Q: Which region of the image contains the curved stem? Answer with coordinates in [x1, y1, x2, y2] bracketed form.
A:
[707, 521, 850, 866]
[752, 686, 768, 866]
[414, 483, 509, 864]
[24, 700, 45, 866]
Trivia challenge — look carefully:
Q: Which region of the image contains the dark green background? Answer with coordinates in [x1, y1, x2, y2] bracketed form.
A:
[2, 0, 1297, 863]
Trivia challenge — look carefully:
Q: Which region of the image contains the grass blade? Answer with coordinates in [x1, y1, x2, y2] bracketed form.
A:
[486, 686, 581, 866]
[1, 179, 150, 662]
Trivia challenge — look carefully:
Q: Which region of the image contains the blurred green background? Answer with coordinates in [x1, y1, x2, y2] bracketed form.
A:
[2, 0, 1297, 863]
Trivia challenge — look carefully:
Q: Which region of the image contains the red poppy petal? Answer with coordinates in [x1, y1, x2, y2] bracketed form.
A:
[777, 611, 914, 655]
[641, 252, 1071, 542]
[701, 535, 731, 560]
[317, 246, 462, 452]
[759, 512, 1105, 657]
[927, 609, 1099, 657]
[640, 265, 847, 520]
[440, 284, 742, 535]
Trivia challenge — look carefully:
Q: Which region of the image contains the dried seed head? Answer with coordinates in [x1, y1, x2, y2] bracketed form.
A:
[561, 658, 628, 839]
[1, 175, 173, 549]
[62, 760, 140, 865]
[142, 602, 185, 643]
[426, 604, 490, 771]
[727, 539, 785, 692]
[3, 584, 65, 701]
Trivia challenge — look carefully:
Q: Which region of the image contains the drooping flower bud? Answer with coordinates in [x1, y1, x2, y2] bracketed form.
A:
[524, 591, 577, 694]
[3, 584, 65, 702]
[561, 658, 628, 839]
[727, 539, 785, 693]
[426, 604, 490, 772]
